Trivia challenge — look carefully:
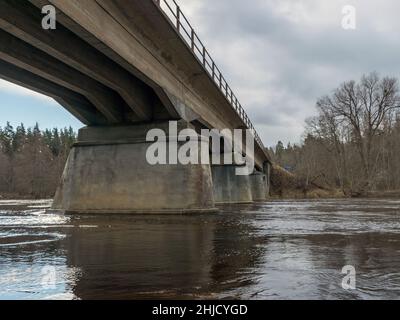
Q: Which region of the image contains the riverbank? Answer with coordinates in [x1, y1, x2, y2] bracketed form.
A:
[270, 189, 345, 199]
[2, 167, 399, 201]
[269, 165, 400, 200]
[269, 165, 344, 199]
[0, 193, 53, 200]
[364, 190, 400, 198]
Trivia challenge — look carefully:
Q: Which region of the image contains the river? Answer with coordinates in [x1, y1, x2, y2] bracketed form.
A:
[0, 199, 399, 300]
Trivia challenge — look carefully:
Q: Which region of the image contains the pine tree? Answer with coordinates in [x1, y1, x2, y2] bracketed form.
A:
[13, 123, 26, 152]
[1, 122, 15, 156]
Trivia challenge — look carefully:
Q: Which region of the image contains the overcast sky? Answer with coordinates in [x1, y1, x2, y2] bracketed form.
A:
[1, 0, 400, 146]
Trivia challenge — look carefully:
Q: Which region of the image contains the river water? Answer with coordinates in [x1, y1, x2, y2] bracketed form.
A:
[0, 199, 399, 300]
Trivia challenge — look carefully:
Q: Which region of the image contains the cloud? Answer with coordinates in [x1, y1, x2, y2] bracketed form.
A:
[0, 79, 55, 103]
[179, 0, 400, 146]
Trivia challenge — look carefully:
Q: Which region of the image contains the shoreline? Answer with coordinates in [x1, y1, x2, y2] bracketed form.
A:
[0, 194, 54, 201]
[1, 192, 399, 202]
[271, 190, 400, 200]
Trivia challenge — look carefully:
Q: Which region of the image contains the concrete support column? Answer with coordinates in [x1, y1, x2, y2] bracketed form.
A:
[265, 162, 271, 198]
[211, 165, 253, 204]
[51, 122, 216, 214]
[249, 171, 267, 202]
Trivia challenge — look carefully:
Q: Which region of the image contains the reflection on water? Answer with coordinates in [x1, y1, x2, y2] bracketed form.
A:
[1, 199, 400, 300]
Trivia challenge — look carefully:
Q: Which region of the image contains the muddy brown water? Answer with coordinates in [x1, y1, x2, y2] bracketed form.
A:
[0, 199, 400, 300]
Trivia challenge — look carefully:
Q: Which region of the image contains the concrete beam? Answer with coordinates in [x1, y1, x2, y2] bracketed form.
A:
[0, 0, 154, 121]
[0, 30, 126, 124]
[0, 60, 107, 125]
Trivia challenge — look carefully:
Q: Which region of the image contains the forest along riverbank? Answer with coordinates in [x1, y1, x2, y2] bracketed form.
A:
[2, 119, 399, 201]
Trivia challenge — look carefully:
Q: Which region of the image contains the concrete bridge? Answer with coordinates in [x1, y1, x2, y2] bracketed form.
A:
[0, 0, 271, 213]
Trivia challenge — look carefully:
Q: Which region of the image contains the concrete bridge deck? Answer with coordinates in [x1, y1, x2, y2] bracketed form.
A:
[0, 0, 271, 213]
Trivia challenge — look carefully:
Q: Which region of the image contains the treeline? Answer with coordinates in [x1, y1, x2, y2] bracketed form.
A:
[269, 73, 400, 196]
[2, 73, 399, 199]
[0, 122, 76, 198]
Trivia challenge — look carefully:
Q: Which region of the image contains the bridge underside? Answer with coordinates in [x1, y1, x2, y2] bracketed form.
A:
[0, 0, 271, 213]
[0, 0, 177, 125]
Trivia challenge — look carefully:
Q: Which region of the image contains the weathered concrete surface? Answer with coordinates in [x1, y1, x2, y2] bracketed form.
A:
[249, 172, 267, 202]
[265, 162, 271, 198]
[211, 165, 253, 204]
[52, 122, 216, 214]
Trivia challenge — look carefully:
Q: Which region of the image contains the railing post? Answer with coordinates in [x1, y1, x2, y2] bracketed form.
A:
[176, 6, 180, 32]
[154, 0, 265, 149]
[191, 29, 195, 51]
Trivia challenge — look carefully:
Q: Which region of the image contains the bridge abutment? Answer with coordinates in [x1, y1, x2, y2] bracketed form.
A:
[51, 122, 217, 214]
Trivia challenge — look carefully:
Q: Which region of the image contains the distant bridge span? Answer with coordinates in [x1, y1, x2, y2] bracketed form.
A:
[0, 0, 271, 213]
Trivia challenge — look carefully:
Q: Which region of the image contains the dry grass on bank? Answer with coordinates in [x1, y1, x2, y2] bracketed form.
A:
[270, 165, 344, 199]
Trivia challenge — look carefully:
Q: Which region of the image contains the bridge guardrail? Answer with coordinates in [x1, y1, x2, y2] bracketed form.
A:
[153, 0, 264, 149]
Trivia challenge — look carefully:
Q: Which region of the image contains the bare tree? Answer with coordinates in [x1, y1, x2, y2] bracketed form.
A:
[315, 72, 400, 190]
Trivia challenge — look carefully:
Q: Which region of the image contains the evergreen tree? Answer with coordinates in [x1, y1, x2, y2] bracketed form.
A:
[13, 123, 26, 152]
[0, 122, 77, 198]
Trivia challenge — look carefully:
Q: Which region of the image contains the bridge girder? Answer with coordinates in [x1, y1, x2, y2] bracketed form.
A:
[0, 0, 160, 122]
[0, 30, 127, 124]
[0, 60, 107, 125]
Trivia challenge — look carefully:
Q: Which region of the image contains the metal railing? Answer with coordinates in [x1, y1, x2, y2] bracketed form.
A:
[153, 0, 264, 148]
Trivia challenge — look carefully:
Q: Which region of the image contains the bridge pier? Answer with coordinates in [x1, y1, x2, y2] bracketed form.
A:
[51, 122, 217, 214]
[211, 165, 271, 204]
[249, 171, 267, 202]
[211, 165, 253, 204]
